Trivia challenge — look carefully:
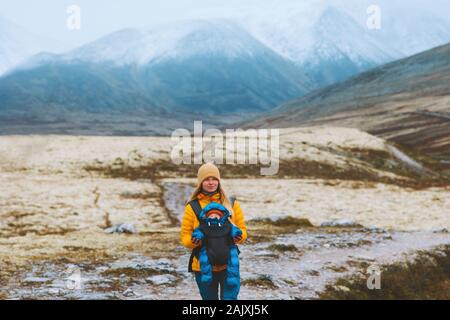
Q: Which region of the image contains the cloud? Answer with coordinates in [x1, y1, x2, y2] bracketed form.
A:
[0, 0, 448, 48]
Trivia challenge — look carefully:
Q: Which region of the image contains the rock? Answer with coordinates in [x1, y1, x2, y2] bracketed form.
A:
[254, 250, 279, 258]
[146, 274, 177, 285]
[108, 258, 154, 271]
[122, 288, 135, 297]
[80, 292, 118, 300]
[320, 219, 364, 228]
[105, 223, 136, 234]
[155, 259, 176, 272]
[334, 285, 350, 292]
[23, 277, 51, 284]
[48, 288, 60, 295]
[432, 228, 448, 234]
[111, 258, 175, 273]
[96, 266, 108, 272]
[366, 226, 387, 233]
[156, 258, 172, 266]
[106, 293, 120, 300]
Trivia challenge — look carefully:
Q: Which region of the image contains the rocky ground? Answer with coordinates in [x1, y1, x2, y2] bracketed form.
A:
[0, 127, 449, 299]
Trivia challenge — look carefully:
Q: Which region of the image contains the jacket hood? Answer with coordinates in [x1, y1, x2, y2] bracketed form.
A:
[199, 202, 230, 225]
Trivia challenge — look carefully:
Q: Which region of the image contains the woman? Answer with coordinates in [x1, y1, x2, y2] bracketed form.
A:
[180, 162, 247, 300]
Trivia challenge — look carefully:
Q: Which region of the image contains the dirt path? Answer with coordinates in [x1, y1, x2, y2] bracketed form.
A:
[2, 225, 449, 300]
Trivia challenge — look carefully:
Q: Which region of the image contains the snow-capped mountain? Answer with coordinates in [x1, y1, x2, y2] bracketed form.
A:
[66, 4, 402, 89]
[239, 5, 401, 86]
[0, 20, 313, 126]
[308, 7, 397, 67]
[0, 16, 67, 76]
[65, 20, 268, 65]
[191, 0, 450, 86]
[1, 1, 449, 135]
[302, 6, 401, 85]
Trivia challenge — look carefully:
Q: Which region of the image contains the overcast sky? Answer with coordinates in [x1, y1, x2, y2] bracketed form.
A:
[1, 0, 449, 49]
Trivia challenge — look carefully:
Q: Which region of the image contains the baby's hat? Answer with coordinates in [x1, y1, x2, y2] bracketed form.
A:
[200, 202, 230, 220]
[206, 209, 224, 218]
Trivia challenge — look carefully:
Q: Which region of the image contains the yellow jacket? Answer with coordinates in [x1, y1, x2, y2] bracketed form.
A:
[180, 192, 247, 272]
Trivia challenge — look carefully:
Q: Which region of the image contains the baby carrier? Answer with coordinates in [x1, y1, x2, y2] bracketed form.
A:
[187, 197, 239, 272]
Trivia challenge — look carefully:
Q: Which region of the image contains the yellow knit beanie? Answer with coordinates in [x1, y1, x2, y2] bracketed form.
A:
[188, 162, 234, 217]
[197, 162, 220, 185]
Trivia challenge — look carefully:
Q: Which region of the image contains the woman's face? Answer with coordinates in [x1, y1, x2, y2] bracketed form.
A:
[202, 176, 219, 193]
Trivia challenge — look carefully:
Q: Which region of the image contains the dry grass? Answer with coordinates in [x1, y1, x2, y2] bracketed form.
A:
[84, 155, 450, 190]
[89, 279, 125, 293]
[39, 248, 114, 270]
[267, 244, 299, 252]
[320, 245, 450, 300]
[343, 145, 450, 189]
[245, 216, 315, 244]
[242, 275, 278, 289]
[0, 223, 78, 238]
[326, 265, 348, 273]
[84, 159, 197, 181]
[101, 267, 170, 278]
[264, 216, 314, 228]
[245, 234, 274, 244]
[119, 191, 160, 199]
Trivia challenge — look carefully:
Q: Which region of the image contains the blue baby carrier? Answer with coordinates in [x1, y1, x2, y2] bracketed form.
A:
[188, 198, 242, 299]
[187, 197, 240, 272]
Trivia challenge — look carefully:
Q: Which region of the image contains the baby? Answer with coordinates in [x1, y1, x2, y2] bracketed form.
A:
[191, 202, 242, 289]
[204, 208, 224, 220]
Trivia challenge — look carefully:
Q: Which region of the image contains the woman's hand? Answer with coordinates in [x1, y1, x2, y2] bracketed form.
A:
[231, 225, 243, 244]
[233, 235, 242, 244]
[191, 227, 204, 246]
[191, 238, 202, 246]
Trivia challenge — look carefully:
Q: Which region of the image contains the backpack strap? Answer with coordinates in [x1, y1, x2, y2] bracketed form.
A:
[187, 199, 202, 273]
[188, 246, 200, 272]
[190, 197, 236, 219]
[229, 196, 236, 208]
[189, 199, 202, 220]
